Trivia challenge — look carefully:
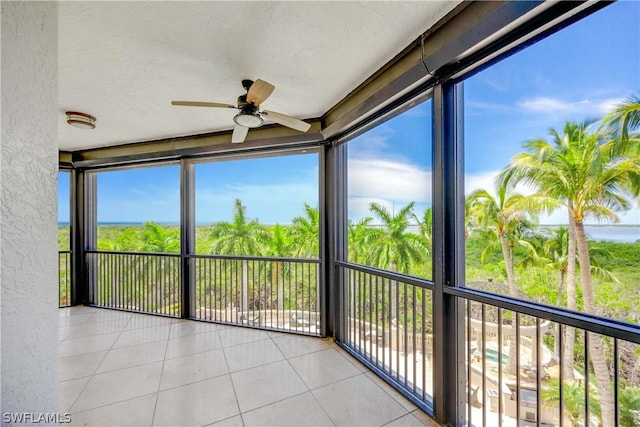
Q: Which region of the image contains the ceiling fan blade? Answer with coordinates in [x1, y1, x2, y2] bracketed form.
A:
[262, 110, 311, 133]
[246, 79, 275, 106]
[231, 125, 249, 143]
[171, 101, 236, 109]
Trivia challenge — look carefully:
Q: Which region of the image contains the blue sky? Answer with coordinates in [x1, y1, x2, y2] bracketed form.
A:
[59, 2, 639, 232]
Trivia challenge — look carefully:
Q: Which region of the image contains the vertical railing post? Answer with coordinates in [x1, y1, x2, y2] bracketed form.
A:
[180, 160, 195, 319]
[70, 169, 81, 306]
[71, 169, 96, 306]
[241, 259, 249, 315]
[319, 143, 330, 337]
[432, 81, 466, 426]
[322, 141, 346, 339]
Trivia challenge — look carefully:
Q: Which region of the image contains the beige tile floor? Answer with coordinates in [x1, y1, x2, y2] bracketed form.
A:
[59, 306, 438, 427]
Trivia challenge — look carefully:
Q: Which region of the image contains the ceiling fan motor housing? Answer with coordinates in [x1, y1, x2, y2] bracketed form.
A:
[237, 94, 258, 113]
[234, 94, 263, 128]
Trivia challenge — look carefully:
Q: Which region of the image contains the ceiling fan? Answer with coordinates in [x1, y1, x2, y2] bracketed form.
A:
[171, 79, 311, 143]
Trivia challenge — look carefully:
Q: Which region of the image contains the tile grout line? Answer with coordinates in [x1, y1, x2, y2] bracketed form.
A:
[62, 392, 158, 420]
[150, 318, 176, 427]
[362, 371, 420, 413]
[84, 341, 169, 377]
[228, 329, 334, 424]
[63, 309, 135, 414]
[219, 332, 246, 427]
[379, 412, 417, 427]
[278, 343, 338, 427]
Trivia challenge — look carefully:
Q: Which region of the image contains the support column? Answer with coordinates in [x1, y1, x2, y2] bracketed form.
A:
[71, 169, 95, 305]
[321, 142, 346, 339]
[180, 160, 195, 319]
[432, 81, 466, 426]
[1, 0, 59, 417]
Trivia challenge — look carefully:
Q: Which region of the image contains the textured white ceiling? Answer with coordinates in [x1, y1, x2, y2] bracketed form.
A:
[59, 1, 460, 151]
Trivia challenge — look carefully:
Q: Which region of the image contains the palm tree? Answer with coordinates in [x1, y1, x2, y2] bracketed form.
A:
[543, 226, 619, 375]
[619, 386, 640, 427]
[139, 221, 180, 253]
[210, 199, 268, 256]
[265, 224, 292, 311]
[542, 379, 601, 427]
[602, 94, 640, 143]
[502, 120, 640, 426]
[368, 202, 426, 274]
[137, 222, 181, 312]
[467, 181, 548, 301]
[467, 181, 551, 375]
[347, 217, 375, 264]
[542, 225, 577, 378]
[210, 199, 268, 314]
[412, 207, 433, 254]
[542, 226, 571, 308]
[368, 202, 427, 323]
[291, 203, 320, 318]
[290, 203, 319, 258]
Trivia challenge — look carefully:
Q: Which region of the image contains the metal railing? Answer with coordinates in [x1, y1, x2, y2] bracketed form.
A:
[337, 261, 640, 427]
[449, 287, 640, 427]
[59, 251, 71, 307]
[337, 262, 434, 405]
[87, 250, 181, 317]
[84, 251, 321, 331]
[190, 254, 321, 335]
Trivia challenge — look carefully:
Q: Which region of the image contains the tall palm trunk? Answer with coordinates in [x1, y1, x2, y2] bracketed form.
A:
[242, 260, 249, 314]
[499, 235, 517, 297]
[564, 214, 577, 381]
[555, 270, 566, 308]
[554, 269, 566, 356]
[575, 219, 614, 427]
[273, 261, 284, 312]
[499, 234, 519, 376]
[390, 261, 398, 322]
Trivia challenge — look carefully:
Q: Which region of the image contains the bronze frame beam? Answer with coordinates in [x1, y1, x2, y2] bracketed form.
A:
[68, 120, 324, 168]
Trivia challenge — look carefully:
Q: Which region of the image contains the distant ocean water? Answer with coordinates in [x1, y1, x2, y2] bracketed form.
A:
[536, 225, 640, 243]
[581, 225, 639, 243]
[59, 222, 640, 243]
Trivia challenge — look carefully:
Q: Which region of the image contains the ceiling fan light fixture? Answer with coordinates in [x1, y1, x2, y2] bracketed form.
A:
[65, 111, 96, 130]
[233, 112, 263, 128]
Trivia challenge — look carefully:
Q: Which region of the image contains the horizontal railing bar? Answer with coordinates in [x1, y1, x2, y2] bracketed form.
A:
[446, 286, 640, 344]
[335, 260, 435, 290]
[86, 250, 180, 258]
[187, 254, 321, 263]
[189, 316, 321, 337]
[86, 250, 320, 264]
[86, 304, 179, 319]
[58, 250, 72, 254]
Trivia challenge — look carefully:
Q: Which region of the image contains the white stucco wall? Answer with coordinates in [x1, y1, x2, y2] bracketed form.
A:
[1, 1, 59, 422]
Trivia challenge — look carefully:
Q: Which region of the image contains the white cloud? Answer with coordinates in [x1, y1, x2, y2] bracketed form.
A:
[595, 97, 626, 115]
[349, 131, 393, 159]
[465, 100, 513, 114]
[348, 197, 394, 221]
[517, 95, 627, 119]
[348, 158, 431, 202]
[518, 97, 589, 113]
[464, 170, 501, 197]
